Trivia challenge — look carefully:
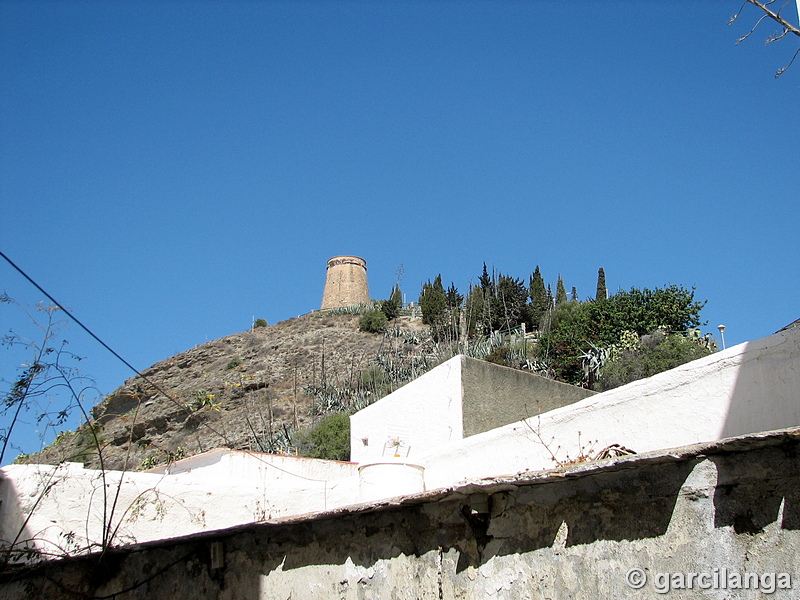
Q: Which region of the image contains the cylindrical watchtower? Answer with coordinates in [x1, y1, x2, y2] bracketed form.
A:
[321, 255, 370, 309]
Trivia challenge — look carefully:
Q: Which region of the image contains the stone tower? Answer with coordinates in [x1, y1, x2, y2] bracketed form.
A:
[321, 255, 370, 309]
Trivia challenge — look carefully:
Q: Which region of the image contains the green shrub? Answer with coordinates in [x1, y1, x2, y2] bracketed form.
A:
[70, 422, 105, 464]
[380, 284, 403, 320]
[254, 318, 268, 328]
[139, 455, 160, 470]
[186, 389, 220, 411]
[226, 356, 243, 370]
[138, 446, 187, 471]
[484, 345, 514, 368]
[301, 413, 350, 461]
[599, 330, 713, 391]
[12, 453, 30, 464]
[359, 309, 387, 333]
[52, 430, 73, 445]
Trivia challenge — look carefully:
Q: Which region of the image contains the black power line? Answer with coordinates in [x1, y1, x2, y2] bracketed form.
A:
[1, 250, 142, 379]
[0, 250, 325, 482]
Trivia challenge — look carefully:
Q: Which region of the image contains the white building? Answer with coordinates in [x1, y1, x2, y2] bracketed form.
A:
[1, 322, 798, 562]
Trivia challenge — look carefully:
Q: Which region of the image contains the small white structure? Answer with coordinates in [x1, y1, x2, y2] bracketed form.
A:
[358, 462, 425, 502]
[1, 322, 798, 562]
[350, 357, 463, 463]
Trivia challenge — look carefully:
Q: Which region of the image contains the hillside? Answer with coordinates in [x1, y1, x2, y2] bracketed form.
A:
[27, 311, 432, 471]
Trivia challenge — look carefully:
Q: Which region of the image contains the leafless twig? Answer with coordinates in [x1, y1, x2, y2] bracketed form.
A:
[730, 0, 800, 77]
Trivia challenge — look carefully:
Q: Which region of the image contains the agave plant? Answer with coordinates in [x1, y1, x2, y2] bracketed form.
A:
[579, 342, 609, 385]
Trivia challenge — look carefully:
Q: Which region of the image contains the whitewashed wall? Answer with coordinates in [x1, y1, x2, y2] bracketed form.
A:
[349, 355, 464, 463]
[422, 326, 800, 490]
[3, 325, 798, 561]
[147, 447, 357, 482]
[0, 452, 360, 559]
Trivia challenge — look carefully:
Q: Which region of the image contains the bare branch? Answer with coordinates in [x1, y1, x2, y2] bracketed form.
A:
[736, 13, 771, 44]
[729, 1, 752, 24]
[766, 28, 790, 43]
[776, 45, 800, 76]
[732, 0, 800, 76]
[745, 0, 800, 37]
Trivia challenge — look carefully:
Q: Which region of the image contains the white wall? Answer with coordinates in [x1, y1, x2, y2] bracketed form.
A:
[0, 453, 360, 560]
[422, 326, 800, 490]
[5, 325, 797, 561]
[350, 355, 464, 463]
[147, 448, 357, 483]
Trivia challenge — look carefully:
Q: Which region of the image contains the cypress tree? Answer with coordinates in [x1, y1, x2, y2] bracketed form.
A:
[445, 283, 464, 340]
[381, 284, 402, 320]
[419, 275, 451, 340]
[492, 274, 527, 331]
[465, 284, 486, 337]
[479, 263, 492, 291]
[445, 283, 463, 310]
[555, 275, 567, 305]
[419, 275, 446, 326]
[528, 266, 549, 328]
[596, 268, 607, 301]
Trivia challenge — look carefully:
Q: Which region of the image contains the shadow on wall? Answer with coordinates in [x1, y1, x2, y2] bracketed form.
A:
[720, 326, 800, 441]
[10, 439, 800, 599]
[712, 442, 800, 534]
[714, 322, 800, 536]
[242, 443, 800, 598]
[0, 471, 37, 568]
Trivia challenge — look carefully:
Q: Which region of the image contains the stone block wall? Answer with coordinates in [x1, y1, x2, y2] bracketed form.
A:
[320, 255, 370, 309]
[3, 429, 798, 599]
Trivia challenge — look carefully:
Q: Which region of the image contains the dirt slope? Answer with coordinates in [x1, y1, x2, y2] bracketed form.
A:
[28, 312, 429, 471]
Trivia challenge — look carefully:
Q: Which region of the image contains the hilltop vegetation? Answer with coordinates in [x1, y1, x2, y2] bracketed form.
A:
[411, 265, 713, 388]
[7, 265, 714, 469]
[18, 312, 434, 470]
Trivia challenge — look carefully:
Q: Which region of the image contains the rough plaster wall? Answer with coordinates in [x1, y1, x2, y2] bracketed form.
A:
[5, 437, 798, 599]
[423, 327, 800, 490]
[349, 356, 463, 463]
[460, 356, 596, 438]
[0, 461, 360, 554]
[147, 449, 358, 483]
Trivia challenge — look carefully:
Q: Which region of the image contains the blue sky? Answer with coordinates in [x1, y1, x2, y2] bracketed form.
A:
[1, 1, 799, 458]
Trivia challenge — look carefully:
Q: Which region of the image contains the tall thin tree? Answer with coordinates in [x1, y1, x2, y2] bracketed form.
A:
[596, 268, 607, 301]
[555, 275, 567, 306]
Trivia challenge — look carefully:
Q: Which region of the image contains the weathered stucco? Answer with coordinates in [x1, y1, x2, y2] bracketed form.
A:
[349, 355, 595, 464]
[0, 450, 359, 556]
[349, 355, 464, 463]
[460, 356, 596, 437]
[422, 326, 800, 489]
[2, 429, 798, 599]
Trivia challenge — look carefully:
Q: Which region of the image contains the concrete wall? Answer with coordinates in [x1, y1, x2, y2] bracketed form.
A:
[422, 326, 800, 490]
[349, 355, 464, 463]
[349, 356, 595, 464]
[3, 430, 797, 599]
[460, 356, 595, 437]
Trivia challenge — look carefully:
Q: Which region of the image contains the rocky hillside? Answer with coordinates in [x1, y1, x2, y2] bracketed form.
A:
[27, 311, 434, 471]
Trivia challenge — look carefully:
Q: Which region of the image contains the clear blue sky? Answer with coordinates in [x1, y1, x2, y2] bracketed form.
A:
[1, 1, 798, 458]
